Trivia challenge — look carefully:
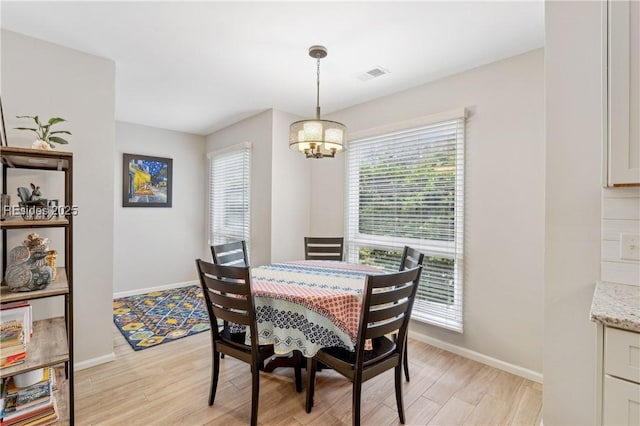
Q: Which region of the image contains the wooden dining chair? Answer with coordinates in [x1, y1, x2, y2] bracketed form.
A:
[210, 240, 249, 266]
[196, 259, 301, 426]
[210, 240, 249, 359]
[304, 237, 344, 261]
[305, 266, 423, 426]
[398, 246, 425, 382]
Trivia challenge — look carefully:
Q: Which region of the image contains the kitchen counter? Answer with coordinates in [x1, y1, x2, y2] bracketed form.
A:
[590, 281, 640, 332]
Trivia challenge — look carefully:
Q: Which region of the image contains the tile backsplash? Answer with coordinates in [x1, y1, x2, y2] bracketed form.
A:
[602, 187, 640, 286]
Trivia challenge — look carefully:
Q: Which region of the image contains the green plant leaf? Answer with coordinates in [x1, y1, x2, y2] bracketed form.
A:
[48, 117, 66, 125]
[48, 136, 69, 145]
[15, 115, 69, 141]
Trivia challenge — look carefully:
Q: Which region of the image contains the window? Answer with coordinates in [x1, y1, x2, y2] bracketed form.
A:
[208, 143, 251, 247]
[345, 113, 465, 331]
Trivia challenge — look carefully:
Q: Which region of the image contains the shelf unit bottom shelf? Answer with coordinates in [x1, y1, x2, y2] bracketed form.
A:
[1, 365, 70, 425]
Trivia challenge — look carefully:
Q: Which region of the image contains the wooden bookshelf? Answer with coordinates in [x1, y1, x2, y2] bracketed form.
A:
[54, 366, 70, 424]
[0, 146, 72, 171]
[1, 217, 69, 228]
[1, 147, 74, 424]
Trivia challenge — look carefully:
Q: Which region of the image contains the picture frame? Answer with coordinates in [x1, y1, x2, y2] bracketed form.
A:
[122, 153, 173, 207]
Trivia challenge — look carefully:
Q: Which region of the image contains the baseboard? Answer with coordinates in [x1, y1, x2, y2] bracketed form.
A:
[74, 351, 116, 371]
[113, 280, 198, 298]
[408, 330, 544, 384]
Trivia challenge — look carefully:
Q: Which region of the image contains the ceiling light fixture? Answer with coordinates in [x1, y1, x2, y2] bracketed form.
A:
[289, 45, 346, 159]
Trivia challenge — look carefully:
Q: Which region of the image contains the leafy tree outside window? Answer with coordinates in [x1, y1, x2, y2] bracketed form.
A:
[345, 116, 464, 331]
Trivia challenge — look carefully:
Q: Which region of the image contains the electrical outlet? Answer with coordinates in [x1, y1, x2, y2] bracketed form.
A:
[620, 234, 640, 260]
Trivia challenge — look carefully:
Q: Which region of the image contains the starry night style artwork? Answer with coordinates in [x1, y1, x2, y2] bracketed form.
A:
[122, 153, 173, 207]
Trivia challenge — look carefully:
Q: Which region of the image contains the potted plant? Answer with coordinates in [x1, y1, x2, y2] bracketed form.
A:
[15, 115, 71, 149]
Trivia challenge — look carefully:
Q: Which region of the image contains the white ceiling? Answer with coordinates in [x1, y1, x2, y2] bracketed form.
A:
[1, 1, 544, 136]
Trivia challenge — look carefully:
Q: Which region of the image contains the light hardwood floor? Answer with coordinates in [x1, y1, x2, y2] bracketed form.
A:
[75, 327, 542, 425]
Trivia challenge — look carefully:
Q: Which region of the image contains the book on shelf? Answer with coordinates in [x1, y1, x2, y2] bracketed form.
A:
[0, 326, 23, 350]
[0, 338, 22, 350]
[0, 352, 26, 368]
[0, 303, 32, 344]
[0, 323, 22, 348]
[0, 398, 57, 426]
[0, 334, 26, 366]
[4, 369, 52, 396]
[0, 303, 32, 368]
[0, 344, 26, 360]
[1, 368, 57, 425]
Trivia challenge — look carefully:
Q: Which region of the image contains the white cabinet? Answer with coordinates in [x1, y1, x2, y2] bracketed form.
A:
[605, 0, 640, 186]
[602, 326, 640, 425]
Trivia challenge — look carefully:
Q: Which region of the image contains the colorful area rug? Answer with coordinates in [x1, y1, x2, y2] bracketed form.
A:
[113, 285, 211, 351]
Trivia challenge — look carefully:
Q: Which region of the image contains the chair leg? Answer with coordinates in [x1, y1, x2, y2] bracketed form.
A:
[393, 333, 410, 381]
[395, 364, 405, 424]
[352, 379, 362, 426]
[209, 351, 220, 406]
[305, 357, 317, 413]
[293, 350, 302, 393]
[250, 361, 260, 426]
[403, 343, 410, 382]
[220, 320, 227, 359]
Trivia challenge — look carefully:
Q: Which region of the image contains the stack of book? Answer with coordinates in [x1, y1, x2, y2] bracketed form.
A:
[0, 303, 32, 368]
[1, 367, 58, 426]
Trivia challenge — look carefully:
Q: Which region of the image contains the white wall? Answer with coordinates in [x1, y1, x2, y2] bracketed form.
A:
[113, 121, 206, 293]
[206, 109, 312, 265]
[1, 30, 115, 366]
[602, 187, 640, 285]
[544, 2, 603, 424]
[205, 110, 274, 266]
[270, 110, 310, 263]
[310, 149, 344, 238]
[316, 49, 545, 376]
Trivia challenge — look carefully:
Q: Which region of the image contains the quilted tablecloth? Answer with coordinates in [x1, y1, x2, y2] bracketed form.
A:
[251, 260, 384, 357]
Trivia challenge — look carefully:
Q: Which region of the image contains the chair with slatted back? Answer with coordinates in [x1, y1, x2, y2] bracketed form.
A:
[211, 240, 249, 267]
[210, 240, 249, 360]
[398, 246, 425, 382]
[196, 259, 300, 426]
[305, 266, 422, 426]
[304, 237, 344, 261]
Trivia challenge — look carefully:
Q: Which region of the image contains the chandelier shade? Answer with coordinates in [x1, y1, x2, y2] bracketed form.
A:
[289, 118, 346, 158]
[289, 45, 347, 159]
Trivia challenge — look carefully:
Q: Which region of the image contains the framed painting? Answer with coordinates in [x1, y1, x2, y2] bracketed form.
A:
[122, 153, 173, 207]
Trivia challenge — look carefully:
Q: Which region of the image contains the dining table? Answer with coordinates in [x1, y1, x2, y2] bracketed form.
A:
[248, 260, 385, 365]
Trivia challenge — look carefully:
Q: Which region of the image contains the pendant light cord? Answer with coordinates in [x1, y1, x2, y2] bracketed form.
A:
[316, 58, 321, 120]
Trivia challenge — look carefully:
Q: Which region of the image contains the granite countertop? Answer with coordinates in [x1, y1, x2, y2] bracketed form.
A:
[591, 281, 640, 332]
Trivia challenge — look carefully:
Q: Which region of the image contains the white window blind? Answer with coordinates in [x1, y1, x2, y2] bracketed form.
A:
[208, 143, 251, 247]
[345, 117, 465, 332]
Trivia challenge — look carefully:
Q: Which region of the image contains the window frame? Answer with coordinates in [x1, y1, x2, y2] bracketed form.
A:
[345, 109, 465, 332]
[207, 142, 252, 249]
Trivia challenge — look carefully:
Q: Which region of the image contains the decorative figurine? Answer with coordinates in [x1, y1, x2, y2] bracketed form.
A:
[5, 246, 52, 292]
[23, 232, 49, 252]
[17, 184, 45, 205]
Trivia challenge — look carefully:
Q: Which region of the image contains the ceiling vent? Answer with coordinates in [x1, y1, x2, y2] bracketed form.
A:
[357, 66, 390, 82]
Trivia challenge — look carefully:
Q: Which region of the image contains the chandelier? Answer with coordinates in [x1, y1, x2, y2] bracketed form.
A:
[289, 45, 347, 158]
